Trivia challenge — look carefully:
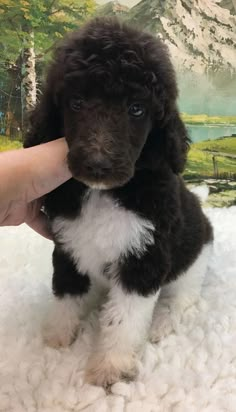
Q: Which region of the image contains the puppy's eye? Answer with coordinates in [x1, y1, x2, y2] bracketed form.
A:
[128, 103, 146, 118]
[70, 97, 83, 112]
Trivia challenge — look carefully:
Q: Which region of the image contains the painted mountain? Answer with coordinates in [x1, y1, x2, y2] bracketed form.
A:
[98, 1, 236, 117]
[99, 1, 236, 72]
[128, 0, 236, 75]
[96, 0, 130, 17]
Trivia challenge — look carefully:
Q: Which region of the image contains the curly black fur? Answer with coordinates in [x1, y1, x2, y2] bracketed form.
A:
[24, 17, 213, 297]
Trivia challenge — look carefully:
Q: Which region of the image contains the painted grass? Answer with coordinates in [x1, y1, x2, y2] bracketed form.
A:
[186, 137, 236, 177]
[186, 148, 236, 176]
[0, 136, 22, 152]
[187, 181, 236, 207]
[205, 190, 236, 208]
[191, 137, 236, 155]
[182, 113, 236, 125]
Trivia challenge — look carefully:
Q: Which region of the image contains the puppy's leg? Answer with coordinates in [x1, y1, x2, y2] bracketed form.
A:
[43, 246, 93, 348]
[150, 243, 212, 342]
[85, 282, 159, 387]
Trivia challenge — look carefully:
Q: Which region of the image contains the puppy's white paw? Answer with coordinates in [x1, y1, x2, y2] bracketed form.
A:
[150, 300, 199, 343]
[85, 351, 137, 388]
[43, 318, 79, 348]
[150, 306, 174, 343]
[42, 296, 80, 348]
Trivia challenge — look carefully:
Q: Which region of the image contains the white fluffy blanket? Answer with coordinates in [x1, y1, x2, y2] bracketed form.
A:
[0, 207, 236, 412]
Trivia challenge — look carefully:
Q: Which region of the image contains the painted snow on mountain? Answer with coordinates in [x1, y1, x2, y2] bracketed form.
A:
[128, 0, 236, 74]
[96, 0, 130, 17]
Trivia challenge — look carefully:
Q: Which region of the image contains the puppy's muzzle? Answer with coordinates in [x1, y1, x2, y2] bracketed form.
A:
[85, 155, 112, 179]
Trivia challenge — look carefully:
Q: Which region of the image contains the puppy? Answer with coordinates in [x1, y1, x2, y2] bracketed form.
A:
[24, 17, 213, 387]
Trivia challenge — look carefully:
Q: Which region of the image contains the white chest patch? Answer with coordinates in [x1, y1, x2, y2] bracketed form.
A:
[52, 190, 155, 279]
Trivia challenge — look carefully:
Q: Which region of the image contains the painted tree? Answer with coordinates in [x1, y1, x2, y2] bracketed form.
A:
[0, 0, 96, 134]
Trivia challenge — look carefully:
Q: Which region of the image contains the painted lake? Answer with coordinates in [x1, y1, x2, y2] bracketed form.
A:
[187, 125, 236, 142]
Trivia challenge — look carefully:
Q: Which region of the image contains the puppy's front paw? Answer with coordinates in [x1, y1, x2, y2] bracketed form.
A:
[150, 306, 174, 343]
[150, 301, 198, 343]
[43, 319, 79, 348]
[85, 351, 137, 388]
[42, 297, 80, 348]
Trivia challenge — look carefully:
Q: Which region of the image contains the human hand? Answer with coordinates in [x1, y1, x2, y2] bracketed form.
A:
[0, 138, 71, 239]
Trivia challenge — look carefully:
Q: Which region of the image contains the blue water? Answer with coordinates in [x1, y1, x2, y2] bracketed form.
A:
[187, 125, 236, 143]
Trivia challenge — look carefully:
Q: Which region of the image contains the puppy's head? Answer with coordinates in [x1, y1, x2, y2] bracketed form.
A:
[47, 17, 190, 189]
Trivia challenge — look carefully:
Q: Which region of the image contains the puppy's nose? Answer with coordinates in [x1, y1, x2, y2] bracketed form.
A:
[86, 156, 112, 178]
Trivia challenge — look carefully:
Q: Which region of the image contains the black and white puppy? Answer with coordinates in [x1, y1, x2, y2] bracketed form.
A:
[24, 17, 213, 387]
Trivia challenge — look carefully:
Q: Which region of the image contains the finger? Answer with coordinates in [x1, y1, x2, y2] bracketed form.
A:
[0, 138, 71, 205]
[26, 210, 53, 240]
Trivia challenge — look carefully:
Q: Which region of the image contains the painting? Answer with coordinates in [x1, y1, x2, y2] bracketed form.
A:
[0, 0, 235, 206]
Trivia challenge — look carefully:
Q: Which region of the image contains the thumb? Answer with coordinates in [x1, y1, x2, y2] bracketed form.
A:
[25, 138, 72, 202]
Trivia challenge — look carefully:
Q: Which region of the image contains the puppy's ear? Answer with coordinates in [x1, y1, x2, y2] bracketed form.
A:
[162, 109, 190, 174]
[138, 109, 190, 174]
[24, 64, 64, 148]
